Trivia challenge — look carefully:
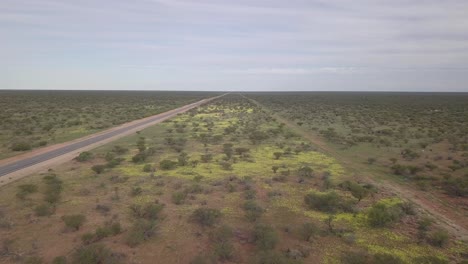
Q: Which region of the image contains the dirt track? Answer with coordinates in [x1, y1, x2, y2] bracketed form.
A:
[0, 95, 224, 187]
[243, 94, 468, 241]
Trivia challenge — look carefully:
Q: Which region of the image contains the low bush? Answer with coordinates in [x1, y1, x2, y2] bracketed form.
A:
[142, 164, 153, 172]
[373, 253, 404, 264]
[11, 141, 32, 151]
[23, 256, 43, 264]
[253, 224, 278, 251]
[34, 204, 54, 217]
[130, 187, 143, 196]
[299, 222, 318, 242]
[172, 191, 187, 205]
[129, 203, 164, 221]
[412, 255, 448, 264]
[76, 152, 93, 162]
[43, 174, 62, 204]
[62, 214, 86, 231]
[367, 202, 404, 228]
[51, 256, 67, 264]
[16, 184, 38, 199]
[82, 222, 121, 244]
[428, 230, 449, 247]
[91, 165, 106, 174]
[243, 200, 264, 222]
[125, 219, 157, 247]
[340, 251, 371, 264]
[132, 152, 147, 163]
[72, 243, 124, 264]
[255, 251, 301, 264]
[159, 159, 178, 170]
[191, 208, 222, 227]
[304, 191, 341, 213]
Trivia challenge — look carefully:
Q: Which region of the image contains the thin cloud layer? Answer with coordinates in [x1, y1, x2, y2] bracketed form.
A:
[1, 0, 467, 91]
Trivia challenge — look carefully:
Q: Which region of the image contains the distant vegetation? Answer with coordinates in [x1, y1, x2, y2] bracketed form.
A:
[0, 90, 217, 158]
[249, 92, 468, 202]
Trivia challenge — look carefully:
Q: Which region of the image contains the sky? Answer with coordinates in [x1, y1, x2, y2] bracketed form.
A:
[1, 0, 468, 91]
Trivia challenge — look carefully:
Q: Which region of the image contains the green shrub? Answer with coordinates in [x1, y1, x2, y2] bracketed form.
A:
[191, 208, 222, 227]
[253, 224, 278, 251]
[129, 203, 164, 221]
[16, 184, 38, 199]
[72, 244, 123, 264]
[130, 187, 143, 196]
[42, 174, 62, 204]
[125, 219, 156, 247]
[255, 251, 301, 264]
[428, 230, 449, 247]
[81, 233, 95, 245]
[82, 222, 121, 245]
[214, 242, 234, 261]
[190, 255, 212, 264]
[304, 191, 340, 213]
[299, 222, 318, 242]
[273, 152, 282, 160]
[412, 255, 448, 264]
[131, 152, 147, 163]
[243, 200, 264, 222]
[61, 214, 86, 231]
[200, 154, 213, 163]
[11, 141, 32, 151]
[112, 145, 128, 155]
[298, 166, 313, 178]
[341, 251, 371, 264]
[172, 191, 187, 205]
[348, 182, 369, 202]
[51, 256, 67, 264]
[373, 253, 404, 264]
[23, 256, 43, 264]
[91, 165, 106, 174]
[142, 164, 152, 172]
[34, 204, 54, 216]
[76, 152, 93, 162]
[211, 225, 233, 243]
[367, 202, 403, 228]
[159, 159, 178, 170]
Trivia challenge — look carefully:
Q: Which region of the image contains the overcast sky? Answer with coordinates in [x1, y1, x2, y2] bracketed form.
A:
[1, 0, 468, 91]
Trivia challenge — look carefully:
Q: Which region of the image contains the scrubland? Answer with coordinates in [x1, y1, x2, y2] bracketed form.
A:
[0, 91, 217, 159]
[0, 94, 466, 263]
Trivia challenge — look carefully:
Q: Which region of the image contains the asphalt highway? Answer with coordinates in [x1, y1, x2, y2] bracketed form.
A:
[0, 97, 215, 178]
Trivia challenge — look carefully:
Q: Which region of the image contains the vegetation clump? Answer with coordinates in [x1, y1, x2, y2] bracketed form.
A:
[253, 224, 278, 251]
[62, 214, 86, 231]
[191, 208, 222, 227]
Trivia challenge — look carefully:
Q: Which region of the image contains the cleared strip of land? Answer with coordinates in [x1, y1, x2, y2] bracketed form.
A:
[242, 94, 468, 241]
[0, 95, 224, 186]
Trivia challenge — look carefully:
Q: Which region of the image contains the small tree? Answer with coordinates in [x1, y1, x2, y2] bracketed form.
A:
[349, 183, 369, 203]
[62, 214, 86, 231]
[273, 152, 282, 160]
[300, 222, 319, 241]
[178, 152, 189, 166]
[304, 191, 340, 212]
[298, 166, 313, 178]
[271, 165, 279, 173]
[253, 224, 278, 250]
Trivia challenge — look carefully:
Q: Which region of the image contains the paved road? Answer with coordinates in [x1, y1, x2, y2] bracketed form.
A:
[0, 97, 217, 178]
